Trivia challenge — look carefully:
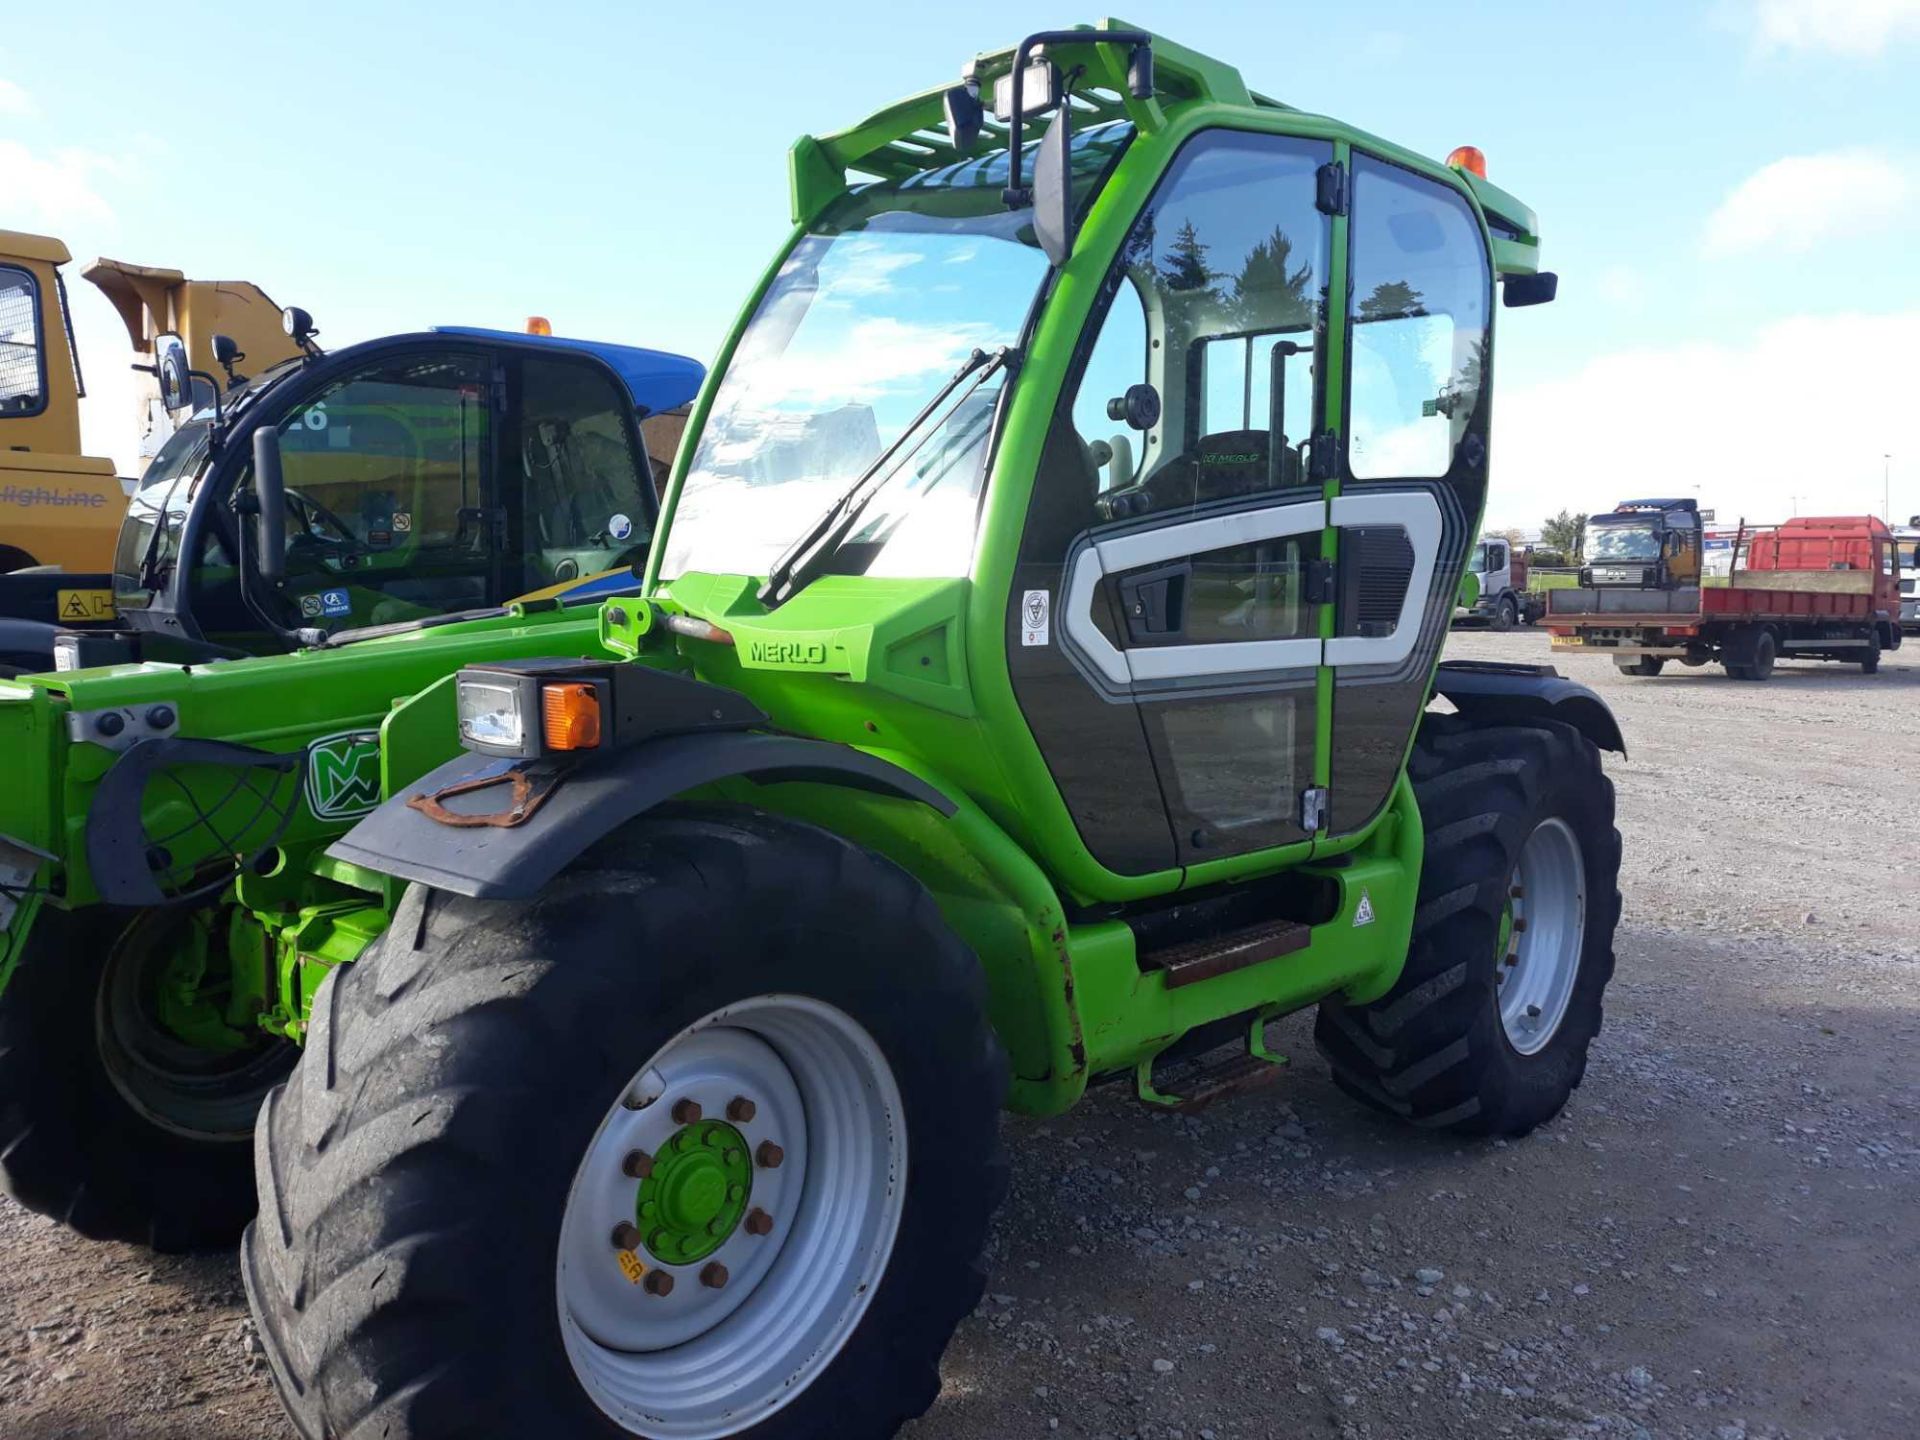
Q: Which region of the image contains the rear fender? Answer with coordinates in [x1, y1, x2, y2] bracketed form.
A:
[1430, 659, 1626, 756]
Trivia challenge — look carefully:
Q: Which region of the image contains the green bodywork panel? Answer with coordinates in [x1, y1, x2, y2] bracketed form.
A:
[0, 23, 1541, 1123]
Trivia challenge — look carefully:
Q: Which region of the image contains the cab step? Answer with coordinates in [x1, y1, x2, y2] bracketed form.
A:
[1136, 916, 1311, 989]
[1135, 1013, 1290, 1112]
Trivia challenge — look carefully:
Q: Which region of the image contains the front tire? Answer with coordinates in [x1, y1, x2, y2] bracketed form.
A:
[1314, 717, 1621, 1137]
[0, 907, 293, 1250]
[243, 808, 1007, 1440]
[1493, 595, 1517, 631]
[1612, 655, 1665, 677]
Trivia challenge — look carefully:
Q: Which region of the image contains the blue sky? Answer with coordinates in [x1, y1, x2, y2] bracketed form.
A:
[4, 0, 1917, 529]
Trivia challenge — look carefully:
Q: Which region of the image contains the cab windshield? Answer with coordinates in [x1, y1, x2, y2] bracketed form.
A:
[660, 122, 1133, 583]
[112, 419, 214, 605]
[1585, 523, 1660, 562]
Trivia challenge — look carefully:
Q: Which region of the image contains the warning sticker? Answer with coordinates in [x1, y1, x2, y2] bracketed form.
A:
[617, 1251, 648, 1285]
[392, 511, 412, 533]
[1353, 888, 1376, 927]
[1020, 589, 1050, 647]
[57, 589, 115, 623]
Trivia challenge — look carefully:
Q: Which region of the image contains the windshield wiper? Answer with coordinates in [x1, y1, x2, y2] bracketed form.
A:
[757, 346, 1014, 608]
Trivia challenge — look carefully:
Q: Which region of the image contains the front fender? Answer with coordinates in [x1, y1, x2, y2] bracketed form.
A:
[327, 732, 958, 900]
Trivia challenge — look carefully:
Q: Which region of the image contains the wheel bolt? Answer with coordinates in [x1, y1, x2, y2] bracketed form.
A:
[1512, 917, 1529, 933]
[672, 1098, 703, 1125]
[611, 1222, 643, 1252]
[622, 1150, 654, 1179]
[700, 1262, 730, 1289]
[726, 1095, 757, 1123]
[643, 1270, 675, 1297]
[755, 1140, 785, 1169]
[1510, 884, 1526, 899]
[1525, 1004, 1542, 1021]
[745, 1207, 774, 1236]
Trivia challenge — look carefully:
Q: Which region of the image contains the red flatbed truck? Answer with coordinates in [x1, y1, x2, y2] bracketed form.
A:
[1547, 514, 1904, 680]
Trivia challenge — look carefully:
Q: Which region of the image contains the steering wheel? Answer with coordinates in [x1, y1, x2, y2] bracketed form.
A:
[284, 489, 367, 561]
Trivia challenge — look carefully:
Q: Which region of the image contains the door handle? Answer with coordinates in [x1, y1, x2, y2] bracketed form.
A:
[1120, 560, 1191, 641]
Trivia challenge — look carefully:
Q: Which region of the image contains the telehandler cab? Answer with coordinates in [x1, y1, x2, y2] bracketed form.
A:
[2, 22, 1622, 1440]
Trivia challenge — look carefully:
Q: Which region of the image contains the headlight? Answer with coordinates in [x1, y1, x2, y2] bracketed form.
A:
[457, 680, 527, 753]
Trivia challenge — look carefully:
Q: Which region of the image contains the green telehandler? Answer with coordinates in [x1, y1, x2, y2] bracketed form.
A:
[1, 23, 1621, 1440]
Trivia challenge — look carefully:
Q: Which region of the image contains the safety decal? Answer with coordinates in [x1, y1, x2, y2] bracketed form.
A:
[57, 588, 115, 623]
[608, 512, 633, 541]
[1353, 888, 1376, 926]
[1021, 589, 1050, 647]
[392, 511, 412, 533]
[617, 1251, 648, 1285]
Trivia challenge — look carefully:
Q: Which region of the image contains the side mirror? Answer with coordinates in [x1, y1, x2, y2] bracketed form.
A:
[154, 333, 193, 413]
[1502, 271, 1559, 308]
[1032, 105, 1075, 268]
[252, 427, 287, 585]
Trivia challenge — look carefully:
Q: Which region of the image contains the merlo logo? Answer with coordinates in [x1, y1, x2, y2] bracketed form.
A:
[305, 731, 383, 820]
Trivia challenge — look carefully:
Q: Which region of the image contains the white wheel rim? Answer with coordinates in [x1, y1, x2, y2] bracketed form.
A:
[1497, 817, 1587, 1056]
[557, 996, 907, 1438]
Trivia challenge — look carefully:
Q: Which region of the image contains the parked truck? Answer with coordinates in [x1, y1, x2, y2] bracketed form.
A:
[1, 231, 297, 590]
[0, 314, 703, 676]
[1896, 523, 1919, 635]
[1455, 532, 1544, 628]
[1548, 506, 1904, 678]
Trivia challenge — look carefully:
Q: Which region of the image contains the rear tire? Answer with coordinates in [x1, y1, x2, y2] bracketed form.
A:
[0, 907, 293, 1251]
[1726, 628, 1776, 681]
[1861, 634, 1881, 674]
[1612, 655, 1665, 677]
[243, 807, 1008, 1440]
[1314, 716, 1621, 1137]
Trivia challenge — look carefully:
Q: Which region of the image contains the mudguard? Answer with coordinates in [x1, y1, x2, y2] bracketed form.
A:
[0, 617, 58, 670]
[1431, 659, 1626, 756]
[328, 732, 959, 901]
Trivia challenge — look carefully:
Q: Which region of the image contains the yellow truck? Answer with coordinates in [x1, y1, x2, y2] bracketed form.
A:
[0, 229, 295, 580]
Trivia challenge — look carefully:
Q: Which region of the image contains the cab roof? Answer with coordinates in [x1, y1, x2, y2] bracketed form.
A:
[791, 19, 1545, 275]
[432, 327, 705, 415]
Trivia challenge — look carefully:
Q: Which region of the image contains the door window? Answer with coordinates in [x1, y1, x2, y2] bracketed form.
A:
[511, 354, 653, 593]
[0, 266, 44, 415]
[269, 352, 493, 630]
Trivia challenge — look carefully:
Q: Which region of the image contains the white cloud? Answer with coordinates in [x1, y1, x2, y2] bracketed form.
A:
[0, 79, 31, 116]
[1746, 0, 1920, 56]
[1490, 311, 1920, 530]
[0, 138, 118, 226]
[1701, 150, 1910, 258]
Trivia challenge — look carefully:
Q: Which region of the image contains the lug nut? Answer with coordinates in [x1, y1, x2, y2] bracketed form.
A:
[745, 1207, 774, 1236]
[611, 1222, 643, 1252]
[726, 1096, 757, 1123]
[1525, 1004, 1543, 1021]
[1510, 884, 1526, 899]
[755, 1140, 785, 1170]
[643, 1270, 675, 1297]
[700, 1262, 730, 1289]
[672, 1098, 703, 1125]
[1511, 917, 1529, 933]
[622, 1150, 654, 1179]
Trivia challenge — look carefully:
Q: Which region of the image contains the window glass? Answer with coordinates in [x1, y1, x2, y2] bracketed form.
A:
[1065, 132, 1332, 519]
[270, 353, 492, 629]
[0, 266, 44, 414]
[664, 121, 1134, 584]
[1347, 156, 1489, 480]
[514, 355, 651, 592]
[1072, 278, 1148, 491]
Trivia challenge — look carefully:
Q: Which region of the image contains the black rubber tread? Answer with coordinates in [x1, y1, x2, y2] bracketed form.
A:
[1314, 715, 1622, 1138]
[1861, 634, 1881, 674]
[0, 906, 284, 1251]
[1612, 656, 1664, 677]
[243, 806, 1009, 1440]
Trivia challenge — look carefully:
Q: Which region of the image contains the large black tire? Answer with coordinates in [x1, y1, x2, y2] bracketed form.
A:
[1493, 595, 1517, 631]
[243, 807, 1008, 1440]
[0, 907, 294, 1250]
[1725, 627, 1775, 681]
[1612, 655, 1665, 677]
[1314, 716, 1621, 1137]
[1861, 633, 1881, 674]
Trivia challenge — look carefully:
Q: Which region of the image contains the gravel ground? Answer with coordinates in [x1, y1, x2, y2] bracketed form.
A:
[3, 629, 1915, 1440]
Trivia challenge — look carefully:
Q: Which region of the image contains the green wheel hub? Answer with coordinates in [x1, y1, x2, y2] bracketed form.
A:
[636, 1120, 753, 1264]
